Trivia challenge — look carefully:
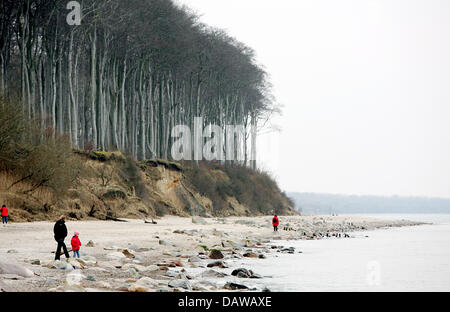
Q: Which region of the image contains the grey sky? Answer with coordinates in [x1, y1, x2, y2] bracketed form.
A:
[177, 0, 450, 198]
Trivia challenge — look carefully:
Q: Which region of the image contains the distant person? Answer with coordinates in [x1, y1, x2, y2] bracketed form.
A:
[1, 205, 8, 226]
[53, 215, 70, 260]
[71, 231, 82, 258]
[272, 214, 279, 232]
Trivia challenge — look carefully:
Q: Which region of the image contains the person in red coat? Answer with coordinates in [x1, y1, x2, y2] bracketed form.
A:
[1, 205, 8, 226]
[272, 215, 279, 232]
[71, 231, 82, 258]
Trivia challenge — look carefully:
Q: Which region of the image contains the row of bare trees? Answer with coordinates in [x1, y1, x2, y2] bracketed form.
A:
[0, 0, 278, 166]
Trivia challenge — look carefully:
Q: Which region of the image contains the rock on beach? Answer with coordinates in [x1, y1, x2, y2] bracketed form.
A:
[0, 261, 34, 278]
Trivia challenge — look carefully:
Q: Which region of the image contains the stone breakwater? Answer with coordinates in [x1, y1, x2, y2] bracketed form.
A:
[0, 215, 425, 292]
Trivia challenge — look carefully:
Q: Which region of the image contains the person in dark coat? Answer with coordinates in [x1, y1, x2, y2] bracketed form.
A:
[54, 215, 70, 260]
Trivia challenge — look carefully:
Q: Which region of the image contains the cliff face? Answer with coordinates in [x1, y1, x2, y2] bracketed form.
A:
[0, 151, 297, 222]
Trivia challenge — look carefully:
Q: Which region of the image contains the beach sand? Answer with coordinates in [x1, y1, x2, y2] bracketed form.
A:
[0, 215, 424, 292]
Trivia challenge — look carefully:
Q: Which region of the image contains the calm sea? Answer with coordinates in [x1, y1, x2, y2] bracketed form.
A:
[227, 214, 450, 291]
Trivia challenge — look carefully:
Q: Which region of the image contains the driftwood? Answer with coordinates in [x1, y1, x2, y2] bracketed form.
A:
[139, 213, 157, 224]
[105, 215, 128, 222]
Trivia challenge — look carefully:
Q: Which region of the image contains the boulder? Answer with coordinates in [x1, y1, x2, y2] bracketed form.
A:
[54, 261, 74, 271]
[143, 265, 159, 272]
[168, 279, 191, 290]
[231, 268, 251, 278]
[128, 284, 151, 292]
[165, 270, 181, 278]
[97, 261, 119, 270]
[208, 250, 224, 259]
[138, 277, 161, 286]
[0, 261, 34, 277]
[237, 271, 249, 278]
[243, 252, 258, 258]
[206, 260, 228, 268]
[185, 229, 198, 235]
[86, 240, 95, 247]
[157, 262, 176, 268]
[86, 274, 97, 281]
[188, 256, 203, 263]
[281, 247, 295, 254]
[106, 252, 126, 260]
[231, 268, 262, 279]
[128, 268, 140, 279]
[67, 259, 83, 270]
[223, 282, 249, 290]
[201, 269, 227, 278]
[128, 277, 160, 292]
[121, 249, 136, 259]
[79, 256, 97, 265]
[24, 259, 41, 265]
[122, 263, 146, 272]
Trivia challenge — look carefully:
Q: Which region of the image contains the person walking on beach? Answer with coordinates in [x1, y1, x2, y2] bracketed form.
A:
[71, 231, 82, 258]
[54, 215, 70, 260]
[1, 205, 8, 226]
[272, 214, 279, 232]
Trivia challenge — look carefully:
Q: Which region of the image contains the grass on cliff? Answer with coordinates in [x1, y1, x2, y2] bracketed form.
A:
[0, 98, 83, 196]
[183, 161, 295, 216]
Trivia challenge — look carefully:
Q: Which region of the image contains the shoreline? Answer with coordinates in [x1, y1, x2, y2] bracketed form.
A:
[0, 215, 426, 292]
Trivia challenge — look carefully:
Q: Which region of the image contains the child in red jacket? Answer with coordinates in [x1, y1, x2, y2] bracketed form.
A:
[71, 231, 82, 258]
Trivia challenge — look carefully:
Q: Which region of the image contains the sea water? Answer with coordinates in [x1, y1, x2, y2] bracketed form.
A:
[228, 214, 450, 291]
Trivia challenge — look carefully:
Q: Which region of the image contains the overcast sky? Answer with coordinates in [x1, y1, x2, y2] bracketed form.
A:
[177, 0, 450, 198]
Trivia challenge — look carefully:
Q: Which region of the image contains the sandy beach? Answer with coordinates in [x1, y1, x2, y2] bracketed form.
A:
[0, 215, 424, 292]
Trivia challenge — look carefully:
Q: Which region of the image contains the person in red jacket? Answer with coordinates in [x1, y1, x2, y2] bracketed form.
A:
[1, 205, 8, 226]
[272, 214, 279, 232]
[71, 231, 82, 258]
